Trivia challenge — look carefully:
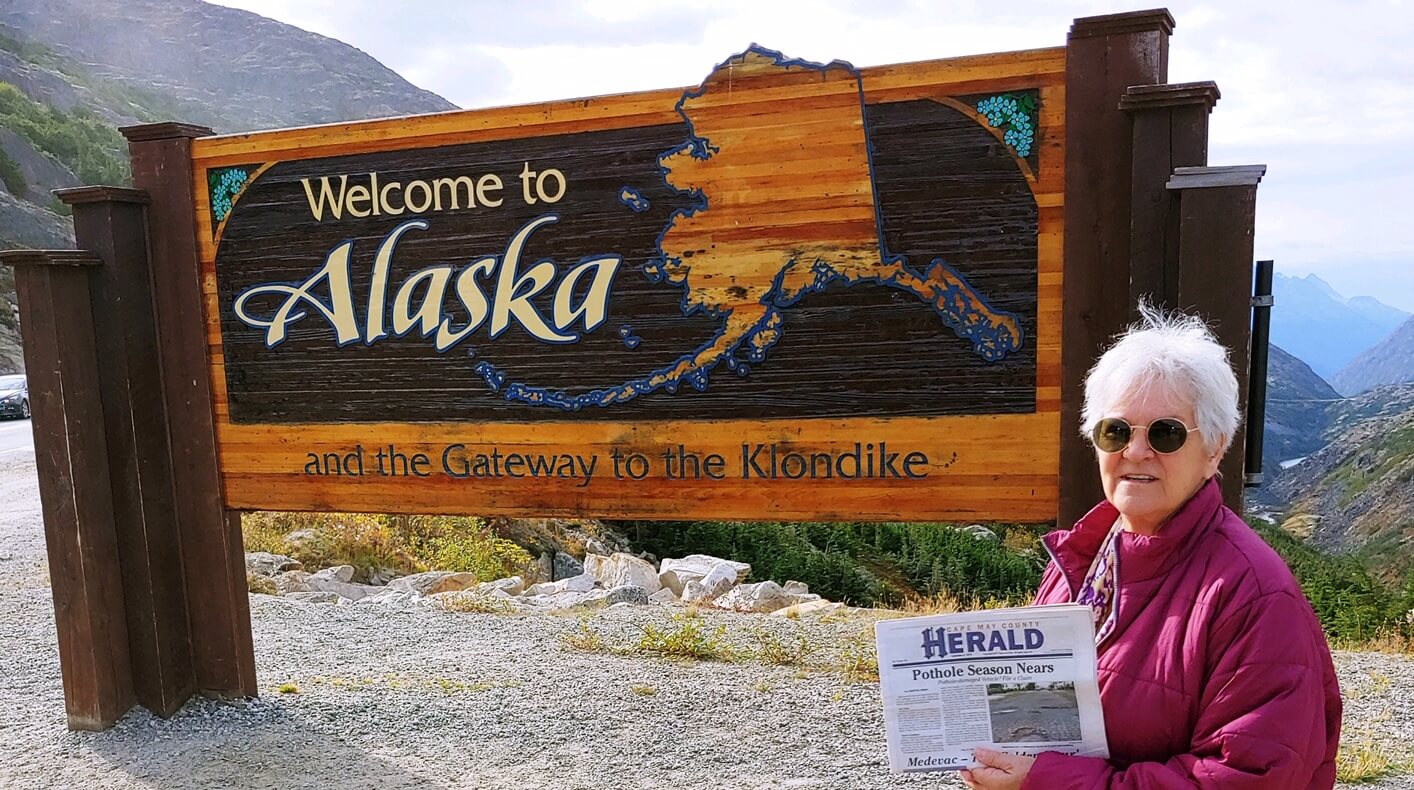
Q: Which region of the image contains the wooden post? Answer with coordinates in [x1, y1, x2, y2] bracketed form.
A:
[121, 123, 257, 699]
[1167, 165, 1266, 513]
[57, 186, 198, 717]
[1121, 82, 1219, 309]
[0, 249, 135, 730]
[1060, 9, 1174, 529]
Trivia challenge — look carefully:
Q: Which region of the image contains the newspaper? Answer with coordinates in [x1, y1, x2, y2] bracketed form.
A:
[874, 603, 1108, 772]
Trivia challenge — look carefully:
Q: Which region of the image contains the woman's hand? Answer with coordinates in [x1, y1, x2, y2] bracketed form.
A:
[960, 747, 1035, 790]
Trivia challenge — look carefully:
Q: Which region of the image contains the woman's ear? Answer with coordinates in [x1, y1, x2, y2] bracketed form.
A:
[1205, 435, 1226, 477]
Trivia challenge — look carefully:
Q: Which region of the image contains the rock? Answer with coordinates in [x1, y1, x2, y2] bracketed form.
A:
[680, 580, 709, 604]
[246, 573, 278, 596]
[595, 553, 662, 594]
[307, 573, 379, 601]
[312, 565, 355, 583]
[783, 580, 809, 595]
[715, 581, 793, 613]
[648, 588, 679, 604]
[583, 553, 606, 580]
[658, 555, 750, 596]
[387, 571, 478, 596]
[272, 570, 314, 595]
[282, 528, 319, 552]
[698, 562, 739, 600]
[367, 566, 401, 586]
[553, 551, 584, 581]
[602, 584, 650, 605]
[284, 591, 344, 604]
[523, 572, 597, 597]
[359, 589, 419, 605]
[959, 524, 998, 542]
[477, 576, 525, 596]
[771, 599, 844, 618]
[536, 552, 553, 583]
[245, 552, 302, 577]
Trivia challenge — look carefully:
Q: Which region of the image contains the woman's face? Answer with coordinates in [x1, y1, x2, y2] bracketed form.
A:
[1096, 385, 1223, 535]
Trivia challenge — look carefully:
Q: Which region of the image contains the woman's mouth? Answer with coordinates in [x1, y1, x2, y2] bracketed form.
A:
[1121, 474, 1157, 483]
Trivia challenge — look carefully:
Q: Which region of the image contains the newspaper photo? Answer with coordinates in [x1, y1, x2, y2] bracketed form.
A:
[874, 603, 1108, 772]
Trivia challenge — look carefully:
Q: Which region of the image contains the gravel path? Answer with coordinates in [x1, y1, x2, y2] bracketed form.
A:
[1, 452, 1411, 789]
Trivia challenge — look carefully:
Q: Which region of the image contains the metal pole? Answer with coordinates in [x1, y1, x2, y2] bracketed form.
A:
[1245, 260, 1274, 486]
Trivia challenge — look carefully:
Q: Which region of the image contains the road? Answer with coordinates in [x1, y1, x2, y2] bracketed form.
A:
[0, 416, 34, 456]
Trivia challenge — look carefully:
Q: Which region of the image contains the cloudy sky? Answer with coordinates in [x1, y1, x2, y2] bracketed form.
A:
[208, 0, 1414, 311]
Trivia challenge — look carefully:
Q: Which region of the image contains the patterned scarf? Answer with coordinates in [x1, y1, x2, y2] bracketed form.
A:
[1076, 518, 1124, 646]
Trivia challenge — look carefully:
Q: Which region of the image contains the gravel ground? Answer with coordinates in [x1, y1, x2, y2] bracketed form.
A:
[1, 452, 1411, 789]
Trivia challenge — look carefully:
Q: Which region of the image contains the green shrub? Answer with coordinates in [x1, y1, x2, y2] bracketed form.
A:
[0, 149, 27, 197]
[0, 83, 128, 186]
[240, 511, 535, 584]
[1253, 520, 1410, 642]
[625, 519, 1043, 607]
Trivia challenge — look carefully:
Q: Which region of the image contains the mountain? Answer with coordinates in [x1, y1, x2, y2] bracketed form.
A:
[1260, 343, 1342, 468]
[1265, 383, 1414, 580]
[1333, 317, 1414, 396]
[0, 0, 456, 373]
[1270, 273, 1410, 380]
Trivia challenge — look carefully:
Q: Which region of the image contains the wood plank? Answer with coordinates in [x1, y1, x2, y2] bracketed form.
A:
[125, 126, 258, 700]
[10, 262, 135, 730]
[1058, 11, 1171, 530]
[68, 194, 196, 718]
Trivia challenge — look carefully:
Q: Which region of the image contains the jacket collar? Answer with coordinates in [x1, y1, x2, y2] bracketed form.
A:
[1043, 476, 1225, 598]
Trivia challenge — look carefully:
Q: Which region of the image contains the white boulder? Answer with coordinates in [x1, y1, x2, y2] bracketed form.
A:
[658, 555, 750, 596]
[594, 553, 662, 594]
[477, 575, 526, 596]
[782, 580, 810, 595]
[312, 565, 355, 583]
[523, 572, 598, 597]
[771, 599, 844, 618]
[244, 552, 301, 577]
[715, 581, 793, 613]
[648, 588, 680, 605]
[387, 571, 478, 596]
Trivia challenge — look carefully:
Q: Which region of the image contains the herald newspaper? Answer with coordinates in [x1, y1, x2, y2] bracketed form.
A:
[875, 604, 1109, 772]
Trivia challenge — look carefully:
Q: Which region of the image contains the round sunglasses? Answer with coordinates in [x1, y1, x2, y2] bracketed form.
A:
[1090, 417, 1200, 455]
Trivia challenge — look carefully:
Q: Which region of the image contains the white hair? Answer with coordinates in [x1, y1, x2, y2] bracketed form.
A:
[1081, 302, 1242, 457]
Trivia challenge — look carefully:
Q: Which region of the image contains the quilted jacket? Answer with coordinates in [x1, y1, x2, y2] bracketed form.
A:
[1023, 477, 1341, 789]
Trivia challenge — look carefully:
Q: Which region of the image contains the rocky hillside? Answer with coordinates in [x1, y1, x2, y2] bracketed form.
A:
[0, 0, 455, 372]
[1262, 343, 1342, 467]
[1335, 317, 1414, 396]
[1267, 383, 1414, 579]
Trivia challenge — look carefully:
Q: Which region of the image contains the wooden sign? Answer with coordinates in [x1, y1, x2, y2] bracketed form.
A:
[192, 45, 1065, 521]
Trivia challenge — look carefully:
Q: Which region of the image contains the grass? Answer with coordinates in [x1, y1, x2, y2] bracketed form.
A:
[1337, 738, 1403, 784]
[836, 629, 879, 683]
[630, 684, 656, 696]
[276, 682, 299, 695]
[242, 511, 535, 584]
[750, 624, 816, 666]
[637, 613, 735, 661]
[433, 591, 516, 615]
[246, 573, 278, 596]
[562, 620, 607, 653]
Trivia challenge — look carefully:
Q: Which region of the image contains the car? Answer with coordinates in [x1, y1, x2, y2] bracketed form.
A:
[0, 374, 28, 420]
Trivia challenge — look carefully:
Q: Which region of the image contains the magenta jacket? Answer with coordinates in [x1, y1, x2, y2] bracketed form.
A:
[1024, 477, 1341, 789]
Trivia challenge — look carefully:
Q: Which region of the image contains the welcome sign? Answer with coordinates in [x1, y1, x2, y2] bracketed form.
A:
[192, 46, 1064, 520]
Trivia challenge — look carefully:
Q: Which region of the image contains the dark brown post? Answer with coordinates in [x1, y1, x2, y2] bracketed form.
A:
[0, 249, 135, 730]
[121, 123, 257, 699]
[57, 186, 197, 716]
[1167, 165, 1266, 512]
[1121, 82, 1219, 308]
[1060, 9, 1174, 529]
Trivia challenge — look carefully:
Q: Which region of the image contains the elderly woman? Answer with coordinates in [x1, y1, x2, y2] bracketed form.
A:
[962, 306, 1341, 790]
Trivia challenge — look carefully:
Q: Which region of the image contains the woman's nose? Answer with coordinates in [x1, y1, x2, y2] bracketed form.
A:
[1123, 428, 1155, 459]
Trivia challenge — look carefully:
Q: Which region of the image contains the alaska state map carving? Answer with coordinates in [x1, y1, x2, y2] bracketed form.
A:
[498, 47, 1025, 411]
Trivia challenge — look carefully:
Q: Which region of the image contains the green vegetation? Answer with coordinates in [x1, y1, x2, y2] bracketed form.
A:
[1328, 423, 1414, 506]
[0, 148, 27, 197]
[636, 612, 735, 661]
[0, 83, 128, 186]
[626, 519, 1044, 607]
[1253, 520, 1414, 644]
[241, 511, 535, 584]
